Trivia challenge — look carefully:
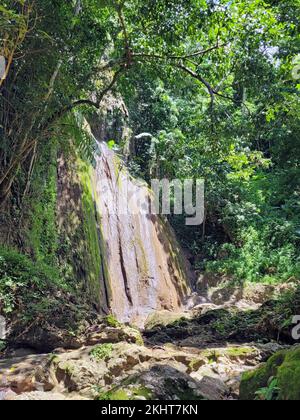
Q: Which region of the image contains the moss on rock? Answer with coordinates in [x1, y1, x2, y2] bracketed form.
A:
[240, 347, 300, 400]
[277, 347, 300, 400]
[98, 385, 153, 401]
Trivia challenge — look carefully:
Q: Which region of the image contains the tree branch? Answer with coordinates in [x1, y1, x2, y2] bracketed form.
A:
[176, 63, 247, 110]
[132, 43, 226, 61]
[41, 68, 123, 131]
[116, 2, 133, 67]
[176, 63, 216, 106]
[98, 43, 226, 72]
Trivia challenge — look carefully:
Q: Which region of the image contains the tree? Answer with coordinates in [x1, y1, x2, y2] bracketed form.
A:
[0, 0, 298, 206]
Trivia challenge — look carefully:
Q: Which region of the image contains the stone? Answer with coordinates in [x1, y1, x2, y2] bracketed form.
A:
[85, 324, 144, 346]
[12, 391, 68, 400]
[0, 354, 52, 394]
[100, 365, 205, 401]
[0, 389, 17, 400]
[144, 311, 190, 330]
[197, 376, 229, 400]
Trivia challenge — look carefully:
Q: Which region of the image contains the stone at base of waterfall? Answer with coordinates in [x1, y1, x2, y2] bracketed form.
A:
[104, 365, 229, 401]
[12, 391, 68, 400]
[0, 337, 286, 400]
[144, 310, 190, 330]
[0, 354, 53, 394]
[10, 391, 89, 400]
[85, 324, 143, 346]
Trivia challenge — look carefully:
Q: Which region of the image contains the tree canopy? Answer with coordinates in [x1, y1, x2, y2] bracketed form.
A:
[0, 0, 299, 282]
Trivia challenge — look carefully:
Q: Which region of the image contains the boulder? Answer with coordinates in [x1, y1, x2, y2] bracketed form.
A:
[240, 345, 300, 400]
[0, 389, 17, 400]
[144, 311, 190, 330]
[99, 365, 229, 400]
[196, 376, 229, 401]
[85, 325, 143, 346]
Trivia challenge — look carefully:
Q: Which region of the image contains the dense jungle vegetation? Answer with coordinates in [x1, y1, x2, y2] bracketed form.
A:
[0, 0, 300, 402]
[1, 0, 299, 283]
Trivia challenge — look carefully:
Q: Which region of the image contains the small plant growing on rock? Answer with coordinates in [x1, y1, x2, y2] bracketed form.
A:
[105, 314, 121, 328]
[255, 378, 280, 401]
[0, 340, 6, 352]
[90, 343, 114, 361]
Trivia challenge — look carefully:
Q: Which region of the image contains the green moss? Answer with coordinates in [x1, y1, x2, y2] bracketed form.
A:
[132, 386, 153, 399]
[225, 347, 256, 358]
[25, 140, 59, 266]
[98, 386, 153, 401]
[277, 347, 300, 400]
[60, 362, 75, 376]
[134, 333, 144, 346]
[78, 159, 103, 303]
[90, 343, 114, 361]
[105, 389, 130, 400]
[188, 358, 205, 372]
[48, 353, 59, 364]
[240, 365, 270, 401]
[59, 149, 111, 308]
[240, 349, 300, 400]
[105, 314, 121, 328]
[200, 349, 221, 361]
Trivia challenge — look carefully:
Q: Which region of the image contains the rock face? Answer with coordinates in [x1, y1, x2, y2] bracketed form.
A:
[91, 142, 191, 326]
[55, 134, 191, 327]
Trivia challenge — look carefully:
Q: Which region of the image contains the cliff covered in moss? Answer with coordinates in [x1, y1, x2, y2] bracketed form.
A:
[0, 108, 191, 344]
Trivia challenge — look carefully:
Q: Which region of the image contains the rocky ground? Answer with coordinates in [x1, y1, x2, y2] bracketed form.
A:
[0, 280, 299, 401]
[0, 320, 286, 401]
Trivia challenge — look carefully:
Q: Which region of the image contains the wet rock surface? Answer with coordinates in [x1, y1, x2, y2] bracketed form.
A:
[93, 142, 191, 327]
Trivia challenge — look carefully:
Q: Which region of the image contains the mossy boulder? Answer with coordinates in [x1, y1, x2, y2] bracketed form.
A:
[240, 346, 300, 400]
[277, 347, 300, 400]
[145, 311, 190, 330]
[98, 365, 229, 401]
[85, 321, 144, 346]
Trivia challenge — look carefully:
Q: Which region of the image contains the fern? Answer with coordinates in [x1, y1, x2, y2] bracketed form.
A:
[255, 378, 280, 401]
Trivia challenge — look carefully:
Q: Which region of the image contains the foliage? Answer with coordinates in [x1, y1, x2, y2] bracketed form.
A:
[0, 1, 32, 84]
[105, 314, 121, 328]
[90, 343, 114, 361]
[0, 246, 65, 315]
[0, 0, 299, 321]
[241, 346, 300, 400]
[117, 0, 300, 284]
[24, 140, 59, 266]
[255, 378, 280, 401]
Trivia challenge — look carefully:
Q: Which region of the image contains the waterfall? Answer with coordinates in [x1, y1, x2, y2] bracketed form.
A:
[91, 142, 191, 327]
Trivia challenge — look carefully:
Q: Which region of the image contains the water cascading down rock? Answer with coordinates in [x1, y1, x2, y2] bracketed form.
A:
[91, 142, 191, 326]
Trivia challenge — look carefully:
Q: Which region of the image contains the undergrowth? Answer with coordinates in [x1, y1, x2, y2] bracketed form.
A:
[0, 246, 70, 315]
